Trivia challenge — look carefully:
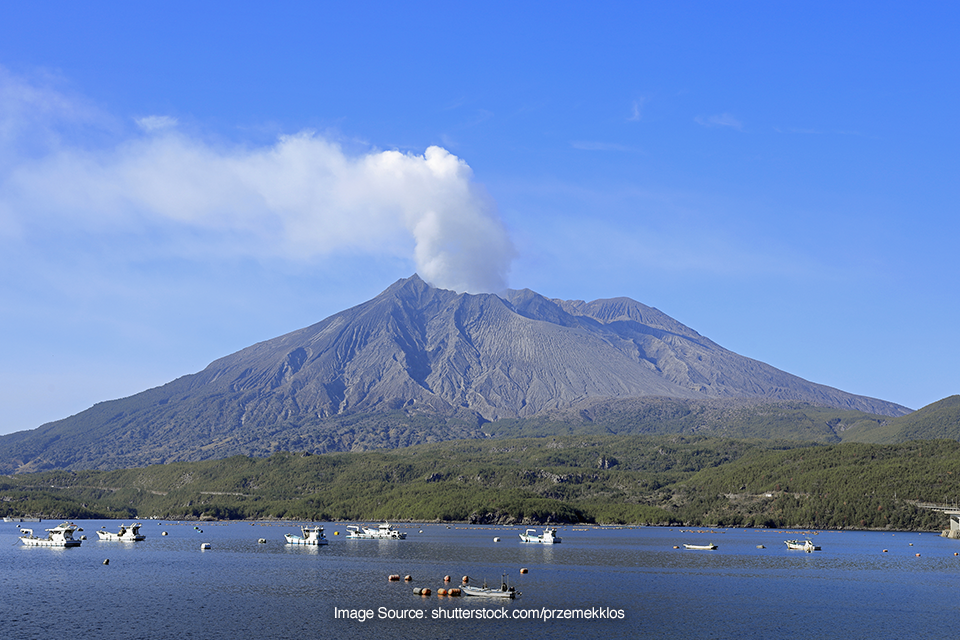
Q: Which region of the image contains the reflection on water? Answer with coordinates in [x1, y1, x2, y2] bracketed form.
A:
[3, 521, 959, 639]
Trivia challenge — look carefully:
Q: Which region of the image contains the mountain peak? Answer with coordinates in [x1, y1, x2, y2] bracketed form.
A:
[0, 276, 911, 471]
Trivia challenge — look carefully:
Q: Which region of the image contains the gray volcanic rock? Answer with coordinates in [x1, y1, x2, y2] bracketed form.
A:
[0, 275, 909, 472]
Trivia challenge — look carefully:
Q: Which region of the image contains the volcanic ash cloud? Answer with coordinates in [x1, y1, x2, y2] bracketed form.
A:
[1, 96, 515, 293]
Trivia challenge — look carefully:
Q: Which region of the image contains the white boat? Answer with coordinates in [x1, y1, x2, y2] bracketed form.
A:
[345, 522, 406, 539]
[683, 543, 717, 550]
[519, 527, 561, 544]
[97, 522, 145, 541]
[785, 539, 819, 552]
[284, 525, 328, 545]
[461, 575, 519, 599]
[19, 522, 83, 547]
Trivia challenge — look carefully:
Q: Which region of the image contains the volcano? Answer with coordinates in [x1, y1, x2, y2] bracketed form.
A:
[0, 275, 909, 472]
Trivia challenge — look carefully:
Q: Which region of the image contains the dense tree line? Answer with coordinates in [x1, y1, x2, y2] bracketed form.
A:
[2, 436, 958, 531]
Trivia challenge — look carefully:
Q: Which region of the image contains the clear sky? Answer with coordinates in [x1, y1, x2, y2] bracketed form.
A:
[1, 2, 957, 435]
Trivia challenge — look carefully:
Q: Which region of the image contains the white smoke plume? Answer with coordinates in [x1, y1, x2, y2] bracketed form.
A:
[0, 73, 514, 293]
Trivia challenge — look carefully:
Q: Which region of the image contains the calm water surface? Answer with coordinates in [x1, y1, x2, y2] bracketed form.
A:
[3, 521, 957, 639]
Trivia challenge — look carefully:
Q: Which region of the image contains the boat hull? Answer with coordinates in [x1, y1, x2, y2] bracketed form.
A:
[285, 525, 328, 545]
[519, 527, 560, 544]
[97, 533, 145, 541]
[461, 586, 517, 599]
[18, 522, 83, 547]
[284, 535, 328, 545]
[97, 526, 145, 542]
[784, 540, 819, 552]
[519, 536, 559, 543]
[345, 524, 406, 539]
[19, 538, 81, 548]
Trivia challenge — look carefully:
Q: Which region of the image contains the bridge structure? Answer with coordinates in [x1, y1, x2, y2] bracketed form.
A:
[948, 511, 960, 536]
[910, 502, 960, 538]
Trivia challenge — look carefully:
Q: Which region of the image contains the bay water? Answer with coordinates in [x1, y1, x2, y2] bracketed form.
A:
[3, 521, 957, 639]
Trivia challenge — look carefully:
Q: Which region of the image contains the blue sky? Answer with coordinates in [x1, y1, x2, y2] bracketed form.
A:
[1, 2, 957, 435]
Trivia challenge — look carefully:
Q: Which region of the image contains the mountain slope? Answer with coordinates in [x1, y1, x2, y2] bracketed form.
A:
[0, 275, 910, 472]
[839, 395, 960, 443]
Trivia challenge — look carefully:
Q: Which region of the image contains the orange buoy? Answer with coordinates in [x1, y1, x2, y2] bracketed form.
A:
[421, 588, 431, 596]
[520, 567, 528, 574]
[443, 575, 451, 582]
[404, 575, 413, 581]
[388, 574, 401, 581]
[462, 575, 469, 584]
[448, 588, 461, 597]
[437, 588, 447, 596]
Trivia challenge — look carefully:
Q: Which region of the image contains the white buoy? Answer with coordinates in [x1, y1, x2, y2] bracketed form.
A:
[200, 543, 211, 550]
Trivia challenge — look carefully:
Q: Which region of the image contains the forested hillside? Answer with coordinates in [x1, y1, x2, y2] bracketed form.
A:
[3, 435, 956, 532]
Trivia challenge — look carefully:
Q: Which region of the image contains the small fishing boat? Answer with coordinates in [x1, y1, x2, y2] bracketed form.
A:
[519, 527, 561, 544]
[784, 539, 819, 552]
[345, 522, 406, 539]
[683, 543, 717, 550]
[97, 522, 145, 541]
[461, 574, 519, 599]
[284, 525, 329, 545]
[19, 522, 83, 547]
